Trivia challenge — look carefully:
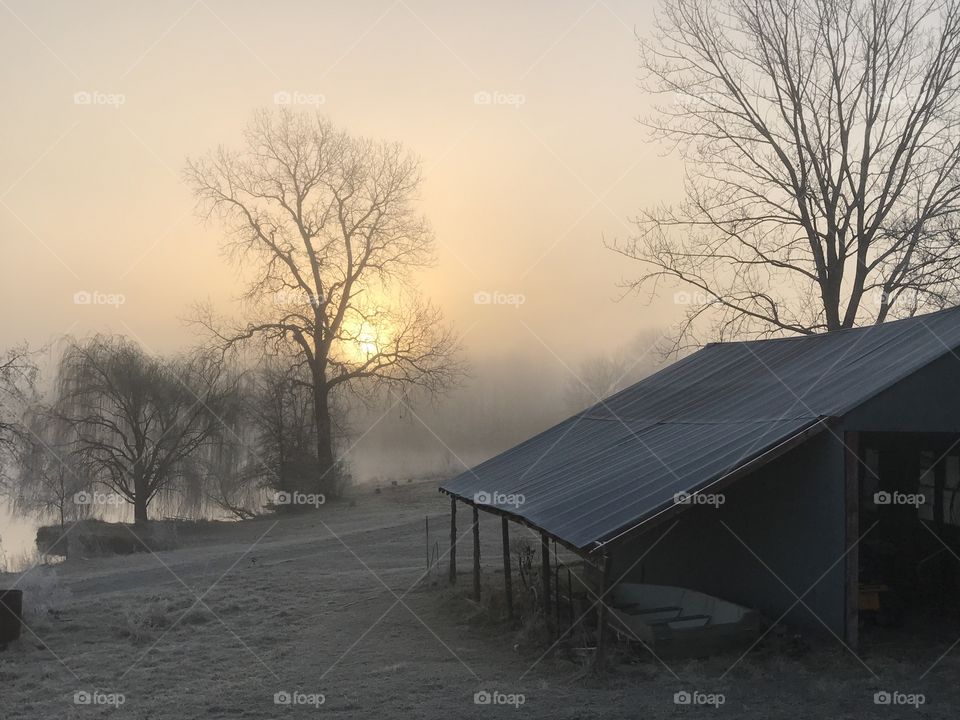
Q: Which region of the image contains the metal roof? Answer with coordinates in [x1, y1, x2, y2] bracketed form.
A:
[440, 307, 960, 552]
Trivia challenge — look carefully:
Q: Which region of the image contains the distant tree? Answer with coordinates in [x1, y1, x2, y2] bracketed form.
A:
[184, 400, 262, 521]
[11, 406, 92, 531]
[563, 332, 664, 412]
[186, 109, 464, 496]
[617, 0, 960, 346]
[55, 336, 233, 523]
[564, 355, 633, 414]
[244, 361, 348, 505]
[0, 344, 37, 485]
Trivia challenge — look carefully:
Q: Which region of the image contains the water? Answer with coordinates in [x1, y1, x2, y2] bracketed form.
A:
[0, 501, 38, 572]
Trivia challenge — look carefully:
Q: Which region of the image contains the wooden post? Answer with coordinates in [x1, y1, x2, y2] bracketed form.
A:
[448, 497, 457, 585]
[594, 554, 612, 674]
[472, 506, 481, 601]
[554, 543, 561, 631]
[843, 431, 860, 651]
[501, 517, 513, 620]
[541, 532, 551, 618]
[934, 453, 948, 612]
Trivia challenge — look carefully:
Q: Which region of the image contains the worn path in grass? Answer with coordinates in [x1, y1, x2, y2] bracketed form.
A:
[3, 480, 960, 718]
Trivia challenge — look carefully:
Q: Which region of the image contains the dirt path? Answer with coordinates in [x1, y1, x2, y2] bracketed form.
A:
[3, 482, 960, 718]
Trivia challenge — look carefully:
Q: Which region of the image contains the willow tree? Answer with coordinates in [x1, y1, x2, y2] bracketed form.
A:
[617, 0, 960, 345]
[56, 336, 232, 523]
[0, 344, 36, 483]
[12, 406, 92, 533]
[186, 110, 462, 496]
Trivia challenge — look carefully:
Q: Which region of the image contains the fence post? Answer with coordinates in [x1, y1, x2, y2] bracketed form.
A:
[472, 506, 481, 601]
[448, 497, 457, 585]
[501, 517, 513, 620]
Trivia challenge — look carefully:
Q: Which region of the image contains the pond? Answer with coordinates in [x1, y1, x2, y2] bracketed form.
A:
[0, 501, 39, 572]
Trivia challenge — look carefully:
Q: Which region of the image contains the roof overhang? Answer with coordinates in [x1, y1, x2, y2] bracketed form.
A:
[441, 416, 833, 556]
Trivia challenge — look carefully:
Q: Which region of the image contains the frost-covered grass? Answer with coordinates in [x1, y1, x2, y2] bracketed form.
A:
[2, 480, 960, 719]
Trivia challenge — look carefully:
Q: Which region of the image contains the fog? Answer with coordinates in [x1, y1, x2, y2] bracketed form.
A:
[0, 0, 686, 564]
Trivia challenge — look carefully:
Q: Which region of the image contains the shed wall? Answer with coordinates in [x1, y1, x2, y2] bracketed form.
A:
[610, 432, 846, 635]
[842, 351, 960, 433]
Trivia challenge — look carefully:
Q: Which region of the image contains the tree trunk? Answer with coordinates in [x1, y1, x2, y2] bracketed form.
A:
[133, 494, 149, 524]
[312, 380, 336, 497]
[133, 469, 149, 524]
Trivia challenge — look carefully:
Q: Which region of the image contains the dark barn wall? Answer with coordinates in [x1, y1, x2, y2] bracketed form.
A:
[610, 431, 846, 635]
[842, 351, 960, 433]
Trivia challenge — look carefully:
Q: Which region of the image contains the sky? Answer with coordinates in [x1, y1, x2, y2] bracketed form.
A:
[0, 0, 689, 553]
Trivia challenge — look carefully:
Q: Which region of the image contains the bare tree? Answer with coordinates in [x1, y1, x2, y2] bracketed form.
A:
[244, 362, 323, 500]
[563, 332, 665, 412]
[616, 0, 960, 346]
[190, 361, 319, 518]
[186, 110, 464, 495]
[56, 336, 233, 523]
[12, 406, 92, 532]
[0, 344, 37, 484]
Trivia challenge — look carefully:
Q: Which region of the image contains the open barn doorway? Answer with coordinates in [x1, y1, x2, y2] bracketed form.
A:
[855, 432, 960, 647]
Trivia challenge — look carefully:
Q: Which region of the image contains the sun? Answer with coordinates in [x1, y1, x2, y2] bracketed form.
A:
[338, 313, 391, 363]
[357, 325, 379, 357]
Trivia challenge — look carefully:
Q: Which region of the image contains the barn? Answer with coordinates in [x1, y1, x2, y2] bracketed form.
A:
[439, 306, 960, 652]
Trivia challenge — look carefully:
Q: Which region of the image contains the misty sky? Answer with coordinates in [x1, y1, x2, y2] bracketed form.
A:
[0, 0, 697, 556]
[0, 0, 685, 356]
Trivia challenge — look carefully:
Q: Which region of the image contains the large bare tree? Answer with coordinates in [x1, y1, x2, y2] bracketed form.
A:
[616, 0, 960, 345]
[186, 110, 463, 495]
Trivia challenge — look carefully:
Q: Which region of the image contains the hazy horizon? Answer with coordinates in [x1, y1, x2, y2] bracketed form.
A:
[0, 0, 686, 559]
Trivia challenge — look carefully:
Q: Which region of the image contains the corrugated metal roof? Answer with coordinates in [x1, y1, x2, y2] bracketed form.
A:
[440, 307, 960, 551]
